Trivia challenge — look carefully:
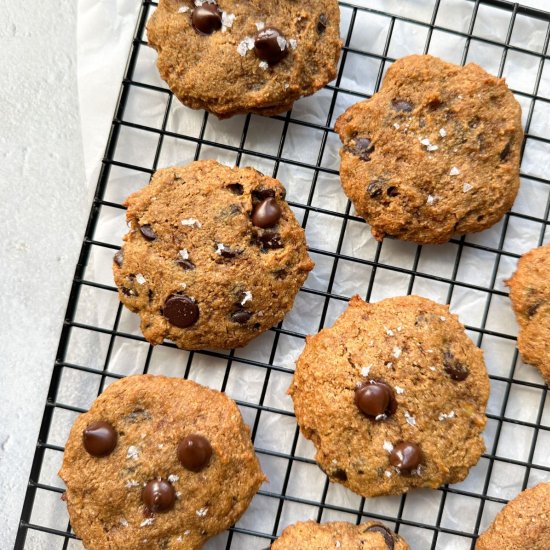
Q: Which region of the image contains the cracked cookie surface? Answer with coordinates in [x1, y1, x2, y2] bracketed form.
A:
[507, 242, 550, 385]
[335, 54, 523, 244]
[113, 160, 314, 350]
[272, 520, 410, 550]
[476, 483, 550, 549]
[289, 295, 489, 497]
[59, 375, 266, 550]
[147, 0, 342, 118]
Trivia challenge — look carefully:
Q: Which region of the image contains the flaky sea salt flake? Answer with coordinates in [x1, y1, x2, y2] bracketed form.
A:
[392, 346, 402, 359]
[385, 327, 394, 336]
[404, 411, 417, 426]
[181, 218, 202, 228]
[361, 365, 372, 377]
[439, 128, 447, 137]
[289, 38, 298, 49]
[136, 273, 146, 285]
[120, 518, 129, 527]
[178, 6, 190, 13]
[383, 440, 394, 452]
[241, 291, 253, 305]
[237, 37, 255, 56]
[127, 446, 139, 460]
[450, 166, 460, 176]
[276, 36, 287, 51]
[179, 249, 189, 260]
[395, 386, 405, 394]
[427, 194, 435, 205]
[255, 21, 265, 31]
[140, 518, 155, 527]
[196, 507, 208, 517]
[221, 12, 236, 31]
[438, 411, 456, 421]
[463, 182, 473, 192]
[393, 123, 400, 130]
[126, 479, 140, 488]
[168, 474, 180, 483]
[259, 61, 269, 70]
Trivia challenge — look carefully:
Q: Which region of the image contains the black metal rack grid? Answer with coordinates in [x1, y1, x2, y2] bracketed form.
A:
[15, 0, 550, 548]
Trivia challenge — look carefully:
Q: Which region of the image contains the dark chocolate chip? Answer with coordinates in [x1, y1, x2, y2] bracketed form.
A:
[273, 269, 288, 280]
[259, 232, 283, 250]
[177, 434, 213, 472]
[252, 198, 282, 228]
[253, 187, 276, 202]
[142, 479, 176, 513]
[231, 310, 252, 324]
[500, 140, 512, 161]
[82, 421, 117, 457]
[527, 302, 541, 317]
[347, 137, 374, 161]
[443, 351, 469, 381]
[227, 183, 244, 195]
[332, 468, 348, 481]
[121, 286, 136, 297]
[392, 99, 413, 112]
[367, 180, 383, 198]
[365, 524, 395, 549]
[389, 441, 422, 473]
[163, 294, 199, 328]
[139, 224, 156, 241]
[254, 27, 289, 65]
[355, 381, 396, 419]
[176, 259, 195, 271]
[216, 244, 240, 258]
[114, 250, 124, 267]
[386, 186, 399, 197]
[148, 289, 154, 303]
[229, 204, 242, 216]
[317, 14, 328, 33]
[191, 2, 222, 35]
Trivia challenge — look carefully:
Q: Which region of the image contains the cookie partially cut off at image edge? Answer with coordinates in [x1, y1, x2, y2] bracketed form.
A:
[506, 242, 550, 385]
[289, 294, 490, 497]
[271, 520, 410, 550]
[59, 375, 266, 550]
[335, 54, 523, 244]
[146, 0, 342, 118]
[113, 160, 314, 350]
[475, 483, 550, 549]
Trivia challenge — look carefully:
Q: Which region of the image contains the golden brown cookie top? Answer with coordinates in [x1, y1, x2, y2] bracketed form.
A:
[147, 0, 342, 117]
[335, 54, 523, 244]
[289, 295, 489, 497]
[59, 375, 266, 550]
[507, 242, 550, 385]
[113, 160, 314, 350]
[476, 483, 550, 550]
[272, 521, 410, 550]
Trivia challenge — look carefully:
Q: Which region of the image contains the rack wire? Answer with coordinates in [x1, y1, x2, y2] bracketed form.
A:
[15, 0, 550, 548]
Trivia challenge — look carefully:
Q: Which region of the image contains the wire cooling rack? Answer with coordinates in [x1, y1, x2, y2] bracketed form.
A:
[16, 0, 550, 548]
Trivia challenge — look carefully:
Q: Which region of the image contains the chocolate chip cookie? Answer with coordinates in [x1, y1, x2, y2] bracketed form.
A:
[59, 375, 266, 549]
[335, 54, 523, 244]
[289, 295, 489, 497]
[146, 0, 342, 118]
[113, 160, 314, 350]
[476, 483, 550, 549]
[272, 521, 410, 550]
[506, 242, 550, 385]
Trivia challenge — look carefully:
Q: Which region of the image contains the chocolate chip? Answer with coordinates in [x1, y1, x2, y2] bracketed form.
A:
[82, 421, 117, 457]
[443, 351, 469, 381]
[527, 302, 541, 317]
[177, 434, 213, 472]
[176, 259, 195, 271]
[148, 289, 154, 303]
[367, 180, 383, 198]
[254, 27, 289, 65]
[273, 269, 288, 280]
[386, 186, 399, 197]
[163, 294, 199, 328]
[113, 250, 124, 267]
[191, 2, 222, 35]
[139, 224, 156, 241]
[500, 140, 512, 161]
[252, 198, 282, 228]
[258, 231, 283, 250]
[227, 183, 244, 195]
[231, 310, 252, 324]
[216, 244, 240, 258]
[389, 441, 422, 473]
[365, 525, 395, 549]
[253, 187, 276, 202]
[347, 137, 374, 161]
[121, 286, 136, 297]
[317, 14, 328, 33]
[332, 468, 348, 481]
[392, 99, 413, 112]
[142, 479, 176, 513]
[355, 381, 396, 419]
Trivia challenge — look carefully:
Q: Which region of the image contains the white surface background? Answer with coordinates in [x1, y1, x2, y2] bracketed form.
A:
[1, 0, 549, 548]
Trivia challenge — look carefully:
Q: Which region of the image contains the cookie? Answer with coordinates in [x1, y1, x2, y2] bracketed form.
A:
[146, 0, 342, 118]
[335, 54, 523, 244]
[59, 374, 266, 549]
[113, 160, 314, 350]
[271, 520, 410, 550]
[475, 483, 550, 549]
[506, 242, 550, 385]
[288, 295, 489, 497]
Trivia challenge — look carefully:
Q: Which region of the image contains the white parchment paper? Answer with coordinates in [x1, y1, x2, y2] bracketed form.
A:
[25, 1, 550, 549]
